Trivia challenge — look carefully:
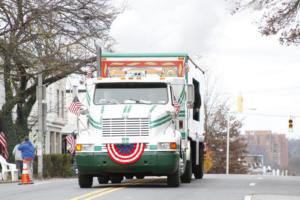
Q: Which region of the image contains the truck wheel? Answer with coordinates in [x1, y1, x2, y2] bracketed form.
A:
[167, 165, 180, 187]
[194, 144, 204, 179]
[181, 160, 192, 183]
[136, 175, 145, 179]
[98, 176, 109, 184]
[125, 175, 134, 179]
[79, 174, 93, 188]
[111, 176, 123, 184]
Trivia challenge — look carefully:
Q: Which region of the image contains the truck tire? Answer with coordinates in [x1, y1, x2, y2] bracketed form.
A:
[125, 175, 134, 179]
[167, 165, 180, 187]
[181, 160, 192, 183]
[194, 144, 204, 179]
[136, 175, 145, 179]
[111, 176, 123, 184]
[79, 174, 93, 188]
[98, 176, 109, 184]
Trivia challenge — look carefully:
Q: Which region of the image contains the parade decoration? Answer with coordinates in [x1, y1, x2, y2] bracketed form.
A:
[106, 143, 145, 164]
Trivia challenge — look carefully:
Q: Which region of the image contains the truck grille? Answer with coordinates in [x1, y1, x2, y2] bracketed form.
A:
[102, 118, 149, 137]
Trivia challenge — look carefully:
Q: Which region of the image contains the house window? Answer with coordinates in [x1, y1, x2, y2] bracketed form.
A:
[57, 89, 60, 117]
[61, 91, 65, 118]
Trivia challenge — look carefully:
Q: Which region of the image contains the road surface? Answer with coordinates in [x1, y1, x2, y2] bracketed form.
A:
[1, 174, 300, 200]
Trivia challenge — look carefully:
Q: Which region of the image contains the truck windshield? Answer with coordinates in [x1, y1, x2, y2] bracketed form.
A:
[94, 82, 168, 105]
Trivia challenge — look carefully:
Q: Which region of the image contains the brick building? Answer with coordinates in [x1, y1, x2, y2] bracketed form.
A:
[245, 130, 288, 169]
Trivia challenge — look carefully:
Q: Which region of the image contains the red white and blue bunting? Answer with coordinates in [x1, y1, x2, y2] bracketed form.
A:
[106, 143, 145, 164]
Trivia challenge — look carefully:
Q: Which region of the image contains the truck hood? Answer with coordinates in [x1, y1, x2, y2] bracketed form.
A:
[91, 104, 168, 119]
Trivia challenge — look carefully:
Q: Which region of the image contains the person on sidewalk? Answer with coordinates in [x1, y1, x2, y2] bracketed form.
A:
[18, 137, 35, 182]
[12, 141, 23, 179]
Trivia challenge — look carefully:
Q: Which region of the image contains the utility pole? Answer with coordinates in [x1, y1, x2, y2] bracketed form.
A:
[37, 69, 46, 179]
[226, 113, 230, 175]
[72, 85, 79, 133]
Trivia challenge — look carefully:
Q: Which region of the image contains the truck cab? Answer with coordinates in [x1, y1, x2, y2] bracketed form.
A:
[75, 53, 205, 187]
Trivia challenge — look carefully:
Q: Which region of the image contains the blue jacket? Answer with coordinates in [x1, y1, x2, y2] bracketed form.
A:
[18, 141, 35, 160]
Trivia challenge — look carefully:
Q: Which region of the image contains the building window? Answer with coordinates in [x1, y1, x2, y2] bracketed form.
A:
[61, 91, 65, 118]
[57, 89, 60, 117]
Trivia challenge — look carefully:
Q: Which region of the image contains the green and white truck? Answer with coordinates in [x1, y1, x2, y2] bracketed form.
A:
[75, 53, 205, 187]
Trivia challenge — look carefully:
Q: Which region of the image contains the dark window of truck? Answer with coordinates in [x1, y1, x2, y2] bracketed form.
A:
[193, 79, 201, 121]
[94, 82, 169, 105]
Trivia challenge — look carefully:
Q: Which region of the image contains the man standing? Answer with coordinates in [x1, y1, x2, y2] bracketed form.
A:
[12, 141, 23, 179]
[18, 137, 35, 182]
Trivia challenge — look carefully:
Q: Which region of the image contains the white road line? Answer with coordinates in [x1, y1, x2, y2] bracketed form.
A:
[33, 181, 51, 186]
[249, 182, 256, 186]
[244, 195, 252, 200]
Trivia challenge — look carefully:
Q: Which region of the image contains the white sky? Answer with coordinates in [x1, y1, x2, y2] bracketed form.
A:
[110, 0, 300, 138]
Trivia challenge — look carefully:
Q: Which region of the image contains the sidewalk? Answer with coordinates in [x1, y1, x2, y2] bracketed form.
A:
[0, 179, 19, 184]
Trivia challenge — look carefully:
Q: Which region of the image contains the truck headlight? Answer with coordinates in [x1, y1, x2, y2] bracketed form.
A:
[158, 142, 169, 150]
[158, 142, 177, 150]
[82, 144, 94, 151]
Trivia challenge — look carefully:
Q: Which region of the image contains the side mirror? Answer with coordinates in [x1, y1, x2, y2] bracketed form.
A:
[187, 84, 194, 109]
[80, 108, 89, 115]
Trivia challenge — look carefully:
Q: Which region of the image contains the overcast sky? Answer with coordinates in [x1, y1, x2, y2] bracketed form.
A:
[110, 0, 300, 138]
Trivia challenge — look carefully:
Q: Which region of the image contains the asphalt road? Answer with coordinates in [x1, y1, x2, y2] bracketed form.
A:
[1, 174, 300, 200]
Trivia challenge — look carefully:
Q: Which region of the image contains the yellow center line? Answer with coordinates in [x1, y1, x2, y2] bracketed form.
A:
[85, 187, 123, 200]
[70, 188, 113, 200]
[70, 178, 159, 200]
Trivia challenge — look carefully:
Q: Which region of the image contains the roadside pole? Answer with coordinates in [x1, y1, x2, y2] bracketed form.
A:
[37, 70, 45, 179]
[226, 113, 230, 175]
[72, 85, 79, 132]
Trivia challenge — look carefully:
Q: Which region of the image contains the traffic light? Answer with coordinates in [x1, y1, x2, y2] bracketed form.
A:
[288, 119, 293, 129]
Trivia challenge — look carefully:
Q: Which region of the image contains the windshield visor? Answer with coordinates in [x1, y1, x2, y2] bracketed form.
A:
[94, 82, 169, 105]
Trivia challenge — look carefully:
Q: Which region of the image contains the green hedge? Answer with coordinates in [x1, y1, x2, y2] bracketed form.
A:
[33, 154, 75, 178]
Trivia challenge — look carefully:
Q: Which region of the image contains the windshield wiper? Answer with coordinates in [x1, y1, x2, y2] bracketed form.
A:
[123, 99, 151, 104]
[98, 99, 119, 104]
[139, 99, 152, 104]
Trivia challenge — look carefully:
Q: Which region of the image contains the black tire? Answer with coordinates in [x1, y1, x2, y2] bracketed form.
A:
[78, 174, 93, 188]
[98, 176, 109, 184]
[181, 160, 192, 183]
[125, 175, 134, 179]
[194, 143, 204, 179]
[111, 176, 123, 184]
[167, 165, 180, 187]
[136, 175, 145, 179]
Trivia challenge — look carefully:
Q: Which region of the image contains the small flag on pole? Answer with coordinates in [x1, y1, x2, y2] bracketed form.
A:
[69, 96, 82, 116]
[66, 134, 76, 154]
[173, 96, 180, 115]
[0, 131, 9, 160]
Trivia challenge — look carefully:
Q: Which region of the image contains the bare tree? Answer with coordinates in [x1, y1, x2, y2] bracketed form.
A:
[231, 0, 300, 45]
[0, 0, 120, 158]
[203, 72, 248, 174]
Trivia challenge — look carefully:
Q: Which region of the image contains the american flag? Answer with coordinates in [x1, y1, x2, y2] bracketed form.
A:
[66, 134, 76, 154]
[0, 131, 9, 160]
[173, 96, 180, 115]
[86, 67, 94, 79]
[69, 96, 82, 116]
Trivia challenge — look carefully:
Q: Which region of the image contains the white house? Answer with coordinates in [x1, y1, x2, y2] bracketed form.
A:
[29, 78, 68, 154]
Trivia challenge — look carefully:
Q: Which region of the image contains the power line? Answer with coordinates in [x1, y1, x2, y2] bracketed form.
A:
[238, 112, 300, 118]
